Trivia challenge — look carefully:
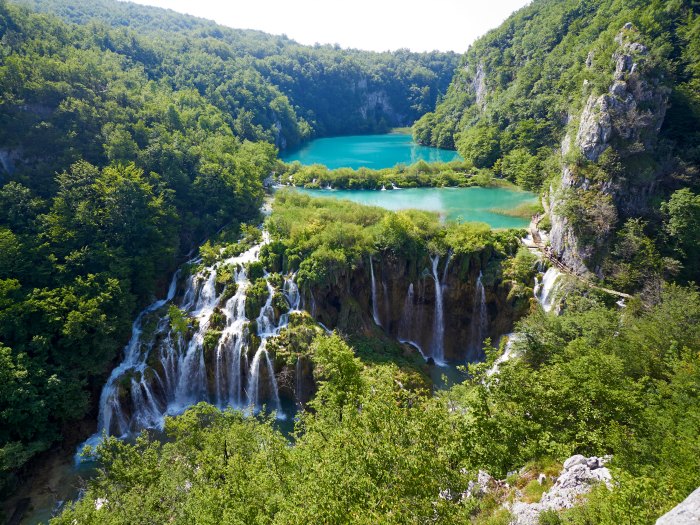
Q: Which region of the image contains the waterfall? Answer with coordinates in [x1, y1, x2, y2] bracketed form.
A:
[429, 254, 446, 364]
[87, 233, 297, 448]
[369, 255, 382, 327]
[97, 271, 179, 437]
[536, 267, 562, 313]
[470, 271, 488, 357]
[486, 333, 522, 377]
[215, 267, 248, 408]
[283, 273, 300, 311]
[382, 275, 390, 330]
[256, 281, 277, 336]
[246, 340, 281, 413]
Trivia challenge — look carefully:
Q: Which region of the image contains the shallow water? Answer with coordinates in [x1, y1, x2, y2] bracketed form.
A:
[293, 186, 536, 228]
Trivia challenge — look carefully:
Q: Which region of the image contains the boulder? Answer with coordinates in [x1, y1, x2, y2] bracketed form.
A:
[563, 454, 587, 471]
[656, 486, 700, 525]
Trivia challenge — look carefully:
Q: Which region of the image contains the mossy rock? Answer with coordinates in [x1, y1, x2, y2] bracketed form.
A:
[203, 329, 222, 356]
[245, 277, 270, 319]
[267, 272, 283, 289]
[209, 307, 226, 331]
[219, 281, 238, 302]
[215, 264, 236, 295]
[247, 261, 265, 281]
[272, 292, 289, 316]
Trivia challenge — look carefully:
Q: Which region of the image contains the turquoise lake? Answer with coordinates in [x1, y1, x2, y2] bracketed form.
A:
[281, 133, 461, 169]
[292, 187, 536, 229]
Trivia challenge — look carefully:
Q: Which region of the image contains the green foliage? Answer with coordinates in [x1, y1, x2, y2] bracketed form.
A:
[662, 188, 700, 281]
[167, 305, 188, 338]
[244, 277, 269, 320]
[457, 124, 501, 169]
[500, 148, 543, 191]
[266, 190, 519, 292]
[603, 219, 666, 293]
[10, 0, 458, 146]
[246, 261, 265, 281]
[412, 0, 700, 289]
[277, 159, 500, 190]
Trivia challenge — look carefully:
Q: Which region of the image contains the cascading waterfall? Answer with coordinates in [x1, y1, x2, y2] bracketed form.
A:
[215, 266, 248, 407]
[247, 340, 281, 413]
[256, 281, 277, 336]
[97, 272, 179, 438]
[536, 266, 562, 313]
[429, 254, 448, 364]
[470, 271, 488, 356]
[369, 255, 382, 327]
[88, 234, 299, 445]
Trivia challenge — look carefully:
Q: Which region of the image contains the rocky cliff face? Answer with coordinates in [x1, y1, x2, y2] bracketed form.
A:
[358, 89, 407, 128]
[303, 251, 527, 363]
[548, 24, 669, 276]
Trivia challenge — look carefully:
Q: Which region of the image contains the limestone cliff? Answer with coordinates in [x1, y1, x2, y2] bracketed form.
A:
[548, 24, 669, 276]
[302, 250, 528, 363]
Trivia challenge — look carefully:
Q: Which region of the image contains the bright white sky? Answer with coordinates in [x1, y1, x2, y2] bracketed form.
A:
[128, 0, 531, 53]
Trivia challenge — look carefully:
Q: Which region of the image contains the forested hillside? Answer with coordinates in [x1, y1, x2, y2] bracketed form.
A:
[0, 0, 457, 498]
[415, 0, 700, 291]
[14, 0, 459, 144]
[1, 0, 699, 523]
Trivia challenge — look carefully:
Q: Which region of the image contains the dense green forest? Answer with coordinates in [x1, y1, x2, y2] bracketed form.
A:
[1, 0, 700, 523]
[0, 0, 458, 499]
[13, 0, 459, 144]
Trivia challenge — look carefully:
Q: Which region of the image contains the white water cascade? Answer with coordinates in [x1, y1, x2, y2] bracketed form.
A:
[535, 266, 563, 313]
[429, 253, 451, 365]
[369, 255, 382, 327]
[470, 271, 488, 357]
[247, 340, 281, 413]
[88, 234, 299, 444]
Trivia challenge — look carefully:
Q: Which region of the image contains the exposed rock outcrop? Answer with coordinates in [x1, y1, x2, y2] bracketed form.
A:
[508, 455, 613, 525]
[0, 147, 22, 177]
[472, 62, 487, 107]
[656, 486, 700, 525]
[548, 24, 669, 276]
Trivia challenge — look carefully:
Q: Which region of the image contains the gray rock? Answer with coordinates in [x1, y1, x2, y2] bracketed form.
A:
[586, 457, 601, 470]
[656, 486, 700, 525]
[549, 25, 669, 277]
[508, 456, 613, 525]
[611, 81, 628, 98]
[586, 50, 594, 68]
[472, 62, 487, 107]
[629, 42, 648, 54]
[563, 454, 587, 471]
[538, 473, 547, 485]
[478, 470, 494, 493]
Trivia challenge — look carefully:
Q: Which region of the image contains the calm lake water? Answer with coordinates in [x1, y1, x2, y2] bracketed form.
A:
[293, 187, 536, 229]
[281, 133, 461, 169]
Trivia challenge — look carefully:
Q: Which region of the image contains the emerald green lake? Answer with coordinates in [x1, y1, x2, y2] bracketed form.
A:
[281, 133, 461, 169]
[292, 187, 536, 228]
